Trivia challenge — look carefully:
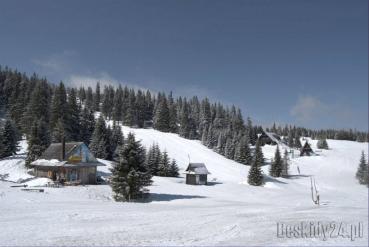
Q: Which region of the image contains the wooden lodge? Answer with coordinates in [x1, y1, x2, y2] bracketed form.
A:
[184, 163, 210, 185]
[30, 141, 104, 185]
[300, 141, 314, 156]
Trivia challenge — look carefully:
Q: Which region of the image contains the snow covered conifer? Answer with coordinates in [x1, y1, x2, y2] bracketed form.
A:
[234, 136, 249, 165]
[356, 151, 368, 185]
[158, 151, 171, 177]
[169, 159, 179, 177]
[281, 149, 289, 177]
[110, 132, 152, 202]
[153, 94, 170, 132]
[0, 119, 19, 157]
[89, 115, 109, 159]
[79, 107, 95, 145]
[294, 135, 302, 149]
[247, 140, 264, 186]
[317, 138, 329, 149]
[269, 145, 282, 177]
[26, 119, 50, 166]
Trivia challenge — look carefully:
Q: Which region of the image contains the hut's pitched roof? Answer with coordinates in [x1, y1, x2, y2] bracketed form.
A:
[184, 163, 210, 175]
[39, 142, 84, 161]
[301, 141, 313, 151]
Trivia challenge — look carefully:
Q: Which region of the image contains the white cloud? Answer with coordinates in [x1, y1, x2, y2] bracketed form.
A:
[66, 72, 150, 93]
[290, 95, 328, 123]
[32, 50, 77, 73]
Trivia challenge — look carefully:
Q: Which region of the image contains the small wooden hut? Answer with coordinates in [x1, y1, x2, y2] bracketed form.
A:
[258, 130, 280, 146]
[300, 142, 314, 156]
[184, 163, 210, 185]
[30, 141, 104, 184]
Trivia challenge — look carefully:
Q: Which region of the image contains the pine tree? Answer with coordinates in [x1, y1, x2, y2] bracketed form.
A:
[0, 119, 19, 158]
[146, 144, 158, 175]
[294, 135, 302, 149]
[269, 145, 282, 177]
[168, 92, 177, 132]
[94, 82, 101, 111]
[169, 159, 180, 177]
[158, 151, 171, 177]
[234, 136, 252, 165]
[89, 116, 110, 159]
[224, 136, 235, 159]
[153, 94, 170, 132]
[247, 140, 264, 186]
[79, 107, 95, 145]
[356, 151, 368, 185]
[50, 82, 68, 132]
[317, 138, 329, 149]
[281, 149, 289, 177]
[110, 123, 124, 160]
[26, 119, 50, 166]
[110, 132, 152, 201]
[67, 88, 81, 141]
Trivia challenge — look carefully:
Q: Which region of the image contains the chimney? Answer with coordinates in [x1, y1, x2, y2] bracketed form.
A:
[61, 136, 66, 161]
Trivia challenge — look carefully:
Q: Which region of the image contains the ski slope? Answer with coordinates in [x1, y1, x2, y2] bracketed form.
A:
[0, 127, 367, 246]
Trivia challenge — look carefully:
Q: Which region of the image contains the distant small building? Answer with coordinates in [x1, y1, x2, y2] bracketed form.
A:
[300, 142, 314, 156]
[30, 141, 104, 184]
[143, 120, 153, 129]
[184, 163, 210, 185]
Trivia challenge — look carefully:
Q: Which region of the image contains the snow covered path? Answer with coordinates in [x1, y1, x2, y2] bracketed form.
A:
[0, 129, 367, 246]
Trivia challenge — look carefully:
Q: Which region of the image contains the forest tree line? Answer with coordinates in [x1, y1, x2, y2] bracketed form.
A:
[0, 66, 368, 165]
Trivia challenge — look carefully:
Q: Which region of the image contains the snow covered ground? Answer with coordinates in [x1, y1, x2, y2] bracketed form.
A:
[0, 128, 367, 246]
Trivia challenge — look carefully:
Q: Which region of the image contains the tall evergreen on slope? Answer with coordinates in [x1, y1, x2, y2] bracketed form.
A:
[169, 159, 180, 177]
[153, 94, 170, 132]
[247, 140, 264, 186]
[234, 136, 252, 165]
[110, 132, 152, 202]
[79, 107, 95, 145]
[50, 82, 68, 132]
[22, 80, 51, 136]
[110, 123, 124, 160]
[25, 119, 50, 166]
[317, 138, 329, 149]
[269, 145, 282, 177]
[356, 151, 368, 185]
[89, 116, 110, 159]
[94, 82, 101, 112]
[157, 151, 171, 177]
[67, 88, 81, 141]
[281, 149, 289, 177]
[0, 119, 19, 158]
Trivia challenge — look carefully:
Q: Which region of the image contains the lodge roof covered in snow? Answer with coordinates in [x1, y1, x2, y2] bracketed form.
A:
[184, 163, 210, 175]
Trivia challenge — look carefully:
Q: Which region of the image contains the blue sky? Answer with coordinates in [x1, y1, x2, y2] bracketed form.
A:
[0, 0, 367, 130]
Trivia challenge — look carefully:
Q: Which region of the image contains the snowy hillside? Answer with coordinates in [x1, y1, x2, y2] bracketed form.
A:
[0, 128, 367, 246]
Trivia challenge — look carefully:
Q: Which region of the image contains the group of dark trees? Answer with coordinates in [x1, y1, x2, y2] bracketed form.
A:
[266, 123, 368, 143]
[146, 143, 179, 177]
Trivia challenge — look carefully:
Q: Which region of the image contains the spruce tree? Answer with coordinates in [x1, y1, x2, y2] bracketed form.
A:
[247, 140, 264, 186]
[158, 151, 171, 177]
[94, 82, 101, 111]
[89, 116, 110, 159]
[270, 145, 282, 177]
[153, 95, 170, 132]
[26, 119, 50, 166]
[67, 88, 81, 141]
[0, 119, 19, 157]
[110, 123, 124, 160]
[169, 159, 180, 177]
[281, 149, 289, 177]
[356, 151, 368, 185]
[110, 132, 152, 201]
[146, 144, 158, 175]
[234, 136, 252, 165]
[317, 138, 329, 149]
[79, 107, 95, 145]
[294, 135, 302, 149]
